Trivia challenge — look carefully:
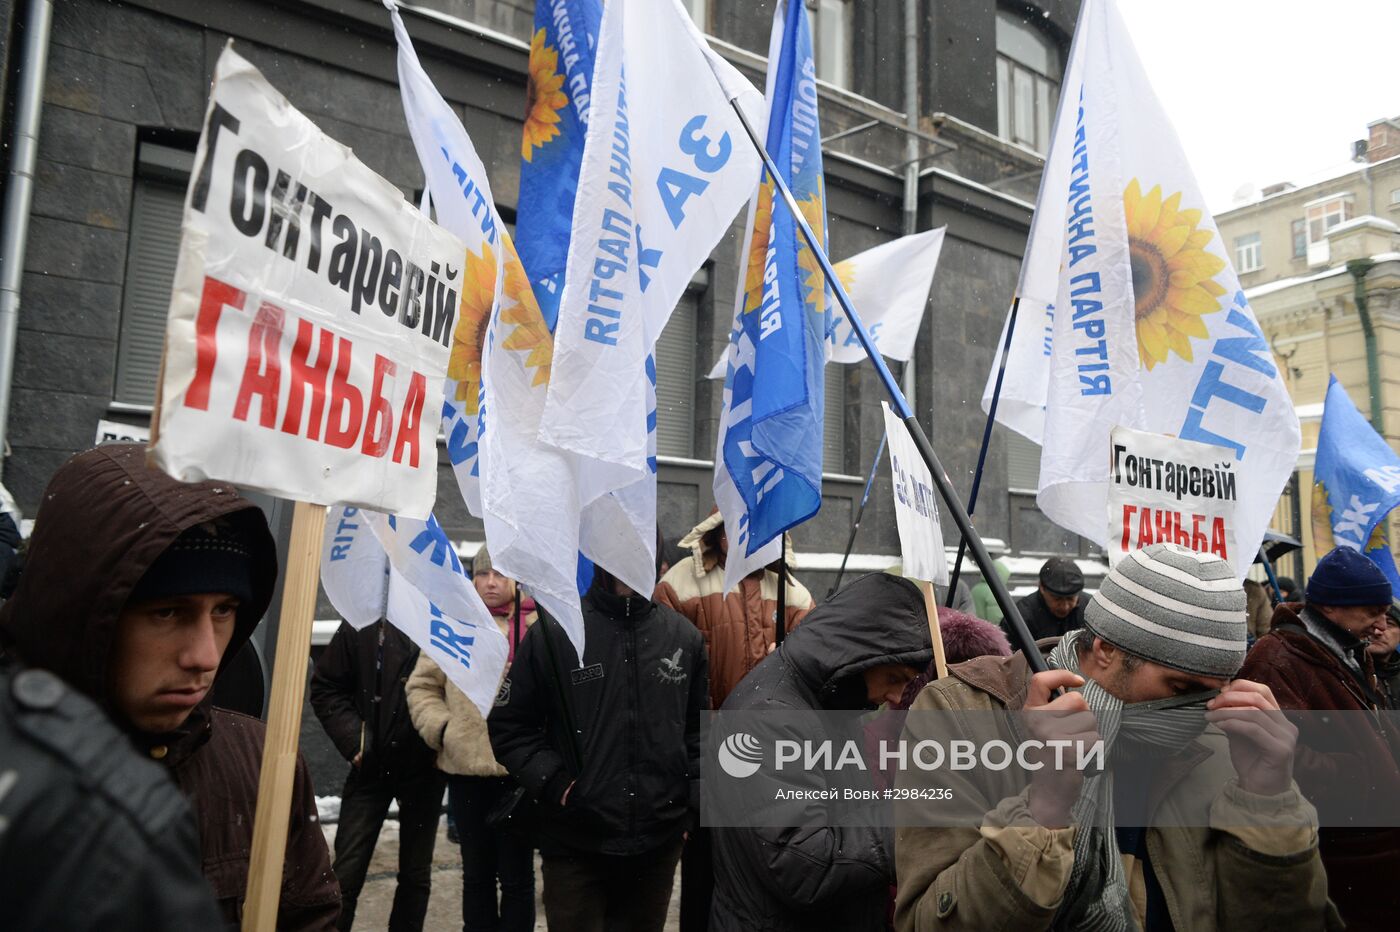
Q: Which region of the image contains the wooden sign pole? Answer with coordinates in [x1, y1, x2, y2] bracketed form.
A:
[242, 500, 329, 931]
[920, 580, 948, 680]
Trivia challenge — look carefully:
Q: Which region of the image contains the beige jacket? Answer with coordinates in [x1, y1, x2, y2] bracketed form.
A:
[894, 650, 1338, 932]
[404, 654, 507, 778]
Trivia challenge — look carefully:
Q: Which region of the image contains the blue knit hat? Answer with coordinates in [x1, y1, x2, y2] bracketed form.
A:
[1306, 547, 1392, 607]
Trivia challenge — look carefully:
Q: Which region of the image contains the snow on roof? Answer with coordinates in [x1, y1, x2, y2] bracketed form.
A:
[1328, 214, 1400, 236]
[1223, 152, 1400, 214]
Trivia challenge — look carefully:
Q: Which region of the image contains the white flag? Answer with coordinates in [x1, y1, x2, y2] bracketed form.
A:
[540, 0, 765, 593]
[992, 0, 1299, 578]
[882, 402, 948, 585]
[389, 4, 587, 655]
[707, 227, 946, 377]
[320, 505, 388, 630]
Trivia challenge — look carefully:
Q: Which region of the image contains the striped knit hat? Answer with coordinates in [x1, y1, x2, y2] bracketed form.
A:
[1084, 543, 1247, 677]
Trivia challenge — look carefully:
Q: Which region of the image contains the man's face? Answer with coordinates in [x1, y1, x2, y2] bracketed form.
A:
[1317, 603, 1390, 641]
[1040, 584, 1080, 619]
[863, 663, 920, 707]
[1089, 639, 1226, 703]
[1366, 617, 1400, 657]
[108, 592, 239, 733]
[473, 568, 515, 610]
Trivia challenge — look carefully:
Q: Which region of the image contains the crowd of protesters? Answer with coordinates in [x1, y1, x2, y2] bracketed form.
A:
[2, 445, 1400, 931]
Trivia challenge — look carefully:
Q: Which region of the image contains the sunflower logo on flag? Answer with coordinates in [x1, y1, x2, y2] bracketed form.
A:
[742, 181, 776, 314]
[499, 238, 553, 387]
[522, 28, 568, 161]
[1123, 179, 1227, 371]
[834, 258, 855, 294]
[796, 190, 829, 317]
[448, 244, 500, 411]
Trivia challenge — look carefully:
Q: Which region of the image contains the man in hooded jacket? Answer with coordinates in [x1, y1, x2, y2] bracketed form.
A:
[710, 572, 934, 932]
[0, 444, 339, 929]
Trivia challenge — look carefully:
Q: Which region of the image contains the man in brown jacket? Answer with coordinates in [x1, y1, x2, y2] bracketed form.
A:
[0, 444, 339, 929]
[896, 544, 1333, 931]
[1239, 546, 1400, 930]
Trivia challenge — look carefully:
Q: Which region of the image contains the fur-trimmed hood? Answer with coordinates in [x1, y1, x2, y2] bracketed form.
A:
[677, 508, 797, 576]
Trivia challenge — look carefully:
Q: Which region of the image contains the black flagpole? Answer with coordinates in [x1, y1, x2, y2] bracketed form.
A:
[775, 552, 788, 645]
[721, 96, 1048, 673]
[827, 428, 889, 600]
[945, 294, 1020, 606]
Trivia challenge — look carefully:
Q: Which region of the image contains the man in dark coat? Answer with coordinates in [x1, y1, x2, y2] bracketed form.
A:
[0, 444, 339, 929]
[1004, 556, 1086, 642]
[1239, 546, 1400, 931]
[490, 567, 707, 932]
[312, 620, 444, 931]
[710, 572, 934, 932]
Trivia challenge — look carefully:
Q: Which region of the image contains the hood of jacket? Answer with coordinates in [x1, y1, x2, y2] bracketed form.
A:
[0, 444, 278, 720]
[677, 507, 798, 577]
[780, 571, 932, 709]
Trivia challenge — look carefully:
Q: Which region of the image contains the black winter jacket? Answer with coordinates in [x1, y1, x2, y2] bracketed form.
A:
[711, 572, 934, 932]
[0, 662, 225, 930]
[489, 582, 707, 857]
[1004, 589, 1085, 642]
[311, 620, 436, 780]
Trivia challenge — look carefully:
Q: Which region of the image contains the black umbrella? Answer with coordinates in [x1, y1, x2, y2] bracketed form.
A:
[1254, 530, 1302, 565]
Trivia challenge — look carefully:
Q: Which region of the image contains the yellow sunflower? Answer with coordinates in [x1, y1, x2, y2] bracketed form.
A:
[448, 244, 499, 411]
[522, 29, 568, 161]
[796, 189, 829, 316]
[499, 237, 554, 387]
[742, 181, 775, 314]
[834, 258, 856, 294]
[1123, 179, 1227, 370]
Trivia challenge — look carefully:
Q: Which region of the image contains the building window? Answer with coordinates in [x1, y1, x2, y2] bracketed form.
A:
[682, 0, 708, 32]
[807, 0, 851, 89]
[996, 10, 1062, 154]
[1005, 430, 1040, 493]
[1306, 195, 1353, 243]
[823, 361, 845, 472]
[655, 287, 700, 458]
[1234, 233, 1262, 274]
[115, 142, 193, 407]
[1391, 187, 1400, 205]
[1291, 218, 1307, 259]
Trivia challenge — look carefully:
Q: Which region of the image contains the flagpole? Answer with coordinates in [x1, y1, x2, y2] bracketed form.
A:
[1257, 545, 1283, 608]
[775, 554, 788, 645]
[722, 97, 1049, 673]
[827, 428, 888, 600]
[945, 294, 1020, 606]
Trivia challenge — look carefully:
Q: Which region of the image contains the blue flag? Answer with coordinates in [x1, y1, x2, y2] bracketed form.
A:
[714, 0, 829, 586]
[1313, 375, 1400, 590]
[516, 0, 601, 330]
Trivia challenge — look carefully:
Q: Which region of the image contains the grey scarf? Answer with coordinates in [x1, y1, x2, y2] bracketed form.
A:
[1043, 630, 1216, 931]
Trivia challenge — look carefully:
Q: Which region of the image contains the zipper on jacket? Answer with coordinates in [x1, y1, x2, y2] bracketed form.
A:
[626, 597, 639, 838]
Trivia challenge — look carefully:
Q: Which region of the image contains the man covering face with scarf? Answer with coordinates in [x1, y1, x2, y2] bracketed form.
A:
[894, 543, 1336, 931]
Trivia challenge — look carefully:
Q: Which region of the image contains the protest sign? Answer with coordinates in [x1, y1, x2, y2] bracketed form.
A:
[882, 403, 949, 676]
[1108, 425, 1238, 568]
[883, 403, 949, 586]
[146, 45, 462, 929]
[150, 44, 458, 519]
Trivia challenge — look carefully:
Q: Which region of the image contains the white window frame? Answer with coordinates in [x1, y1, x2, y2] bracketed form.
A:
[807, 0, 852, 89]
[1234, 233, 1262, 274]
[995, 11, 1062, 154]
[683, 0, 708, 33]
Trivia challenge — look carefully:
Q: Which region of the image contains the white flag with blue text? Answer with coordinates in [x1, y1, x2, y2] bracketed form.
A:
[539, 0, 764, 594]
[320, 505, 388, 630]
[389, 3, 587, 655]
[997, 0, 1299, 578]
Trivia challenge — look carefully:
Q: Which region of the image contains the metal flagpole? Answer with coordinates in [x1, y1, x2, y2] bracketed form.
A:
[1258, 546, 1283, 608]
[945, 294, 1020, 606]
[827, 429, 888, 600]
[722, 97, 1048, 673]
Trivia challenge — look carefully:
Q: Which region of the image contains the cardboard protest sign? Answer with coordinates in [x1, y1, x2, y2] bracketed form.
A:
[1108, 425, 1239, 570]
[150, 45, 459, 518]
[882, 402, 949, 586]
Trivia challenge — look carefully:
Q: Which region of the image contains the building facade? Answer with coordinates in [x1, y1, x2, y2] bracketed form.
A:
[0, 0, 1087, 604]
[1217, 117, 1400, 580]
